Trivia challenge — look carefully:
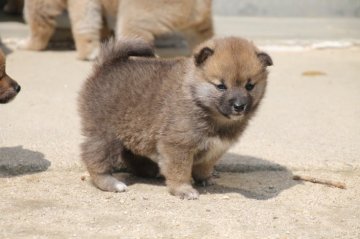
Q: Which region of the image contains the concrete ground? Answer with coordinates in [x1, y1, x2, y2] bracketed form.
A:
[1, 15, 360, 238]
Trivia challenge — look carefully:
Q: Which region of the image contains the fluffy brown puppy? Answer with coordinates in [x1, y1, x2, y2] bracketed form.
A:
[0, 49, 21, 103]
[78, 37, 273, 199]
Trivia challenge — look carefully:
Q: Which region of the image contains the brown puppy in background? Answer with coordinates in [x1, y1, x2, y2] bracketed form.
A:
[0, 50, 21, 103]
[78, 37, 273, 199]
[20, 0, 213, 60]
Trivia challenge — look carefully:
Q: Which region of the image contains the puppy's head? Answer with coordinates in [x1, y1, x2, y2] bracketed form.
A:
[191, 37, 272, 121]
[0, 50, 21, 104]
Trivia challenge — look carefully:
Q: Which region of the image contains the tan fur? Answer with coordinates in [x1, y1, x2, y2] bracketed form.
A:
[19, 0, 102, 60]
[20, 0, 213, 60]
[78, 37, 273, 199]
[0, 49, 21, 103]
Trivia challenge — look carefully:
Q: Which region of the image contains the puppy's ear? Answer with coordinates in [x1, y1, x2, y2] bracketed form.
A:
[194, 47, 214, 66]
[257, 52, 273, 67]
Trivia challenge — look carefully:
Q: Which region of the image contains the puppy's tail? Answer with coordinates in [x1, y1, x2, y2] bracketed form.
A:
[96, 37, 155, 66]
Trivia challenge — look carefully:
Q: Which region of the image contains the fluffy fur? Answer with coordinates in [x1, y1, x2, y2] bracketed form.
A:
[78, 37, 273, 199]
[0, 49, 21, 103]
[20, 0, 213, 60]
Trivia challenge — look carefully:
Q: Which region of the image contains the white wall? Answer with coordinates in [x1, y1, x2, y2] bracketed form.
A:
[213, 0, 360, 17]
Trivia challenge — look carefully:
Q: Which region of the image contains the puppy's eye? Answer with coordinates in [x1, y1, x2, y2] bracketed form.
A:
[245, 82, 255, 91]
[216, 83, 227, 91]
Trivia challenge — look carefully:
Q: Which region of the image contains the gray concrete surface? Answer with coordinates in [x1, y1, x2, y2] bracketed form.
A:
[1, 17, 360, 238]
[213, 17, 360, 47]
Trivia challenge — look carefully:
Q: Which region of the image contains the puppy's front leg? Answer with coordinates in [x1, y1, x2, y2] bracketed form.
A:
[158, 143, 199, 200]
[192, 158, 219, 187]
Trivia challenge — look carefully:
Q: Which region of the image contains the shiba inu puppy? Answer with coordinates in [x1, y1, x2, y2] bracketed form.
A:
[20, 0, 213, 60]
[78, 37, 273, 199]
[0, 49, 21, 103]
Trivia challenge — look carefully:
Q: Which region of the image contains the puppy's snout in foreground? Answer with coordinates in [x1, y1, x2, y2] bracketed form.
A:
[0, 49, 20, 104]
[14, 84, 21, 93]
[0, 74, 21, 104]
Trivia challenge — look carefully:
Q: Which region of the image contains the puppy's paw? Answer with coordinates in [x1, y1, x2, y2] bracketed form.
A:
[77, 47, 99, 61]
[17, 38, 46, 51]
[114, 181, 128, 192]
[87, 47, 99, 61]
[17, 38, 31, 50]
[74, 34, 100, 61]
[171, 184, 199, 200]
[92, 174, 128, 193]
[195, 177, 215, 187]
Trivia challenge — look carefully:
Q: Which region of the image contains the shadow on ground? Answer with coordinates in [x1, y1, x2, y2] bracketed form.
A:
[204, 153, 300, 200]
[115, 153, 299, 200]
[0, 146, 51, 177]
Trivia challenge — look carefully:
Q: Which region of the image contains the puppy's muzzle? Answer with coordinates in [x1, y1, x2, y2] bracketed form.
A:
[14, 84, 21, 93]
[233, 101, 247, 113]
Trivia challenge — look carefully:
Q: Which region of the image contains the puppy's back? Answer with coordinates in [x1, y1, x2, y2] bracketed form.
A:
[78, 38, 180, 140]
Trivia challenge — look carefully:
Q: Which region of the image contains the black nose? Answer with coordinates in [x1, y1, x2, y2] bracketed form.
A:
[233, 102, 247, 112]
[15, 85, 21, 93]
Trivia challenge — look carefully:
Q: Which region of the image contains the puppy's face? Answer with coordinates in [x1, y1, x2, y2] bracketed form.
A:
[0, 50, 21, 104]
[191, 37, 272, 121]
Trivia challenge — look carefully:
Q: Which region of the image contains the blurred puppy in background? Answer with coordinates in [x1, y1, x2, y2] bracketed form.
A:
[0, 49, 21, 103]
[20, 0, 213, 60]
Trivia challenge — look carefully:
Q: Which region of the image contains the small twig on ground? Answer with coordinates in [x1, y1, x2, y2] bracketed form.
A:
[293, 175, 346, 189]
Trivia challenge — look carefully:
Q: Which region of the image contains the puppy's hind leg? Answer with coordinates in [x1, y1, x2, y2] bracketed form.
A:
[19, 0, 66, 51]
[68, 0, 102, 60]
[81, 137, 127, 192]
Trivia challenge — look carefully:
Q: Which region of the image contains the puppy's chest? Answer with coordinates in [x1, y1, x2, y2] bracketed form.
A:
[194, 137, 233, 164]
